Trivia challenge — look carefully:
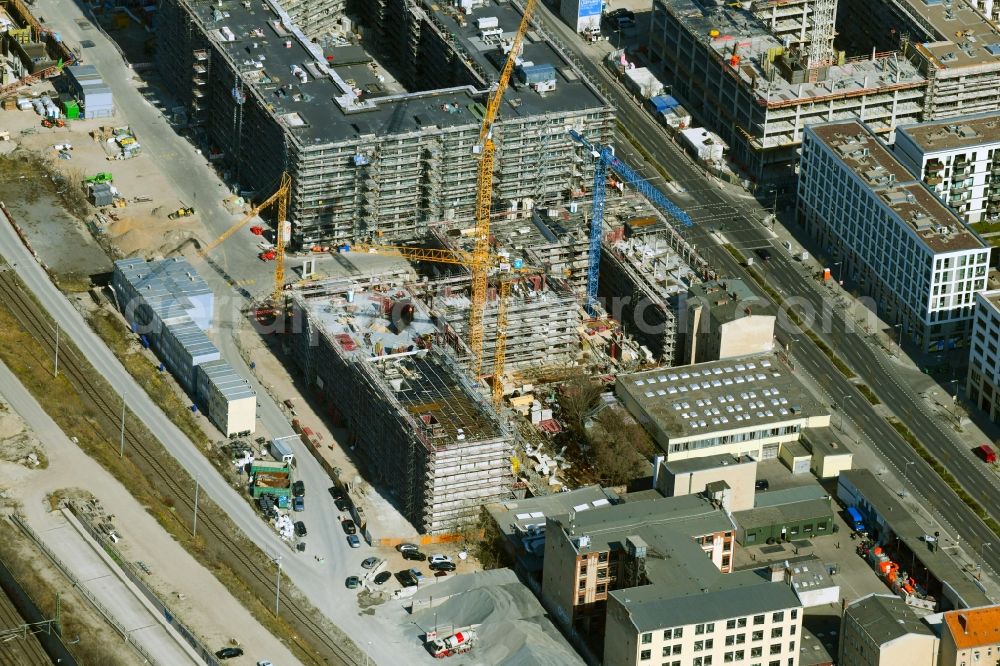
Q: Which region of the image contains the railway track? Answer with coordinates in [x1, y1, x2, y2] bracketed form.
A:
[0, 270, 360, 666]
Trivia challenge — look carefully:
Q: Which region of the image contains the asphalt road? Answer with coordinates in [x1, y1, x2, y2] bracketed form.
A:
[529, 2, 1000, 574]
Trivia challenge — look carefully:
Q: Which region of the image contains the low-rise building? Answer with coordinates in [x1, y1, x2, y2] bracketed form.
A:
[894, 114, 1000, 224]
[798, 121, 990, 352]
[732, 486, 835, 546]
[111, 257, 255, 436]
[800, 428, 854, 479]
[967, 290, 1000, 425]
[653, 454, 757, 512]
[616, 352, 829, 463]
[684, 278, 775, 364]
[939, 606, 1000, 666]
[839, 593, 939, 666]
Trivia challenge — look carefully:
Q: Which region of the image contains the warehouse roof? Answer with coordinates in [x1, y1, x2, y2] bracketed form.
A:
[616, 352, 827, 441]
[186, 0, 606, 147]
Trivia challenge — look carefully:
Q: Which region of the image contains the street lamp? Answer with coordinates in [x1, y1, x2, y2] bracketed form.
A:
[271, 554, 282, 616]
[892, 324, 902, 357]
[833, 261, 842, 285]
[838, 394, 852, 430]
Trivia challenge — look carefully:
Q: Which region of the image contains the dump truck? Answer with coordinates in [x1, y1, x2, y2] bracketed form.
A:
[168, 207, 195, 220]
[250, 461, 292, 499]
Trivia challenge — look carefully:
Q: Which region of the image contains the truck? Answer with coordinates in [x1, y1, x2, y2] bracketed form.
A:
[429, 629, 477, 658]
[249, 461, 292, 499]
[976, 443, 997, 464]
[269, 436, 297, 465]
[846, 506, 865, 532]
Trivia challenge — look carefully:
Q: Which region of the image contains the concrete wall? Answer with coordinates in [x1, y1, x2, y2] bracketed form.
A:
[657, 458, 756, 512]
[716, 315, 776, 360]
[541, 517, 582, 631]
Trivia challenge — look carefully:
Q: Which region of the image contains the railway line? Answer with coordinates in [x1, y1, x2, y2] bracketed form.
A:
[0, 269, 359, 666]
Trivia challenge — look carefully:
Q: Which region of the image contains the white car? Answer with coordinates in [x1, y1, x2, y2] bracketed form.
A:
[429, 554, 452, 565]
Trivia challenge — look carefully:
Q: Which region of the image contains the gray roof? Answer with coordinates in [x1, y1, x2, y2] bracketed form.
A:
[662, 453, 756, 475]
[845, 593, 935, 645]
[487, 485, 615, 538]
[185, 0, 606, 148]
[198, 359, 256, 401]
[617, 352, 826, 440]
[734, 486, 832, 531]
[688, 278, 771, 324]
[610, 571, 801, 632]
[800, 427, 852, 458]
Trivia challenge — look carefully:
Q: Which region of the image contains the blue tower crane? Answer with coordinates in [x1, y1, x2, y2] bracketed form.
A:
[569, 130, 695, 315]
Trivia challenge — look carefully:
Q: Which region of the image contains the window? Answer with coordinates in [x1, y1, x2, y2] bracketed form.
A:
[790, 610, 797, 620]
[772, 612, 784, 623]
[752, 631, 764, 641]
[577, 594, 585, 604]
[751, 647, 763, 658]
[724, 653, 735, 663]
[695, 641, 704, 651]
[771, 628, 783, 639]
[726, 635, 736, 646]
[788, 642, 795, 652]
[663, 646, 672, 658]
[790, 625, 796, 636]
[754, 615, 765, 625]
[736, 618, 747, 628]
[727, 620, 737, 630]
[596, 584, 607, 594]
[579, 580, 586, 590]
[673, 645, 682, 655]
[642, 633, 652, 645]
[770, 643, 782, 655]
[705, 639, 714, 650]
[640, 649, 651, 661]
[734, 651, 744, 660]
[598, 552, 608, 563]
[696, 624, 705, 635]
[722, 555, 731, 568]
[673, 628, 684, 639]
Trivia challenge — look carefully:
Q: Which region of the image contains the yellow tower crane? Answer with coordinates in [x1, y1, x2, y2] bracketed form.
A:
[346, 242, 534, 408]
[468, 0, 539, 380]
[200, 172, 291, 304]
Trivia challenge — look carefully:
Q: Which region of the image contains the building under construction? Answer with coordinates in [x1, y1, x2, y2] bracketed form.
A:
[155, 0, 613, 248]
[287, 275, 513, 533]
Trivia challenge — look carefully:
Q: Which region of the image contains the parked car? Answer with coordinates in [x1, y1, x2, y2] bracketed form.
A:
[434, 570, 450, 578]
[429, 554, 452, 565]
[755, 479, 770, 491]
[294, 521, 307, 537]
[429, 560, 456, 572]
[216, 647, 244, 659]
[348, 534, 361, 548]
[977, 443, 998, 463]
[396, 543, 419, 552]
[402, 549, 427, 562]
[292, 480, 305, 497]
[346, 576, 361, 589]
[409, 568, 425, 584]
[362, 557, 379, 569]
[293, 495, 305, 512]
[329, 486, 344, 500]
[342, 518, 357, 535]
[755, 247, 772, 262]
[397, 570, 418, 587]
[257, 661, 274, 666]
[335, 497, 349, 511]
[374, 571, 392, 585]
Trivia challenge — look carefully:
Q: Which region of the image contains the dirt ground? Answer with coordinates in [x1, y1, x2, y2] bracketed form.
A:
[0, 362, 299, 665]
[0, 93, 235, 268]
[0, 396, 45, 468]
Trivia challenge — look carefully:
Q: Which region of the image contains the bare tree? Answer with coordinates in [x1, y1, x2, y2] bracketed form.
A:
[559, 375, 603, 438]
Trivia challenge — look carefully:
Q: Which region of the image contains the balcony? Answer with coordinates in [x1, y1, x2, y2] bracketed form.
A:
[193, 63, 207, 74]
[951, 181, 972, 194]
[925, 175, 943, 186]
[193, 49, 208, 61]
[925, 160, 944, 173]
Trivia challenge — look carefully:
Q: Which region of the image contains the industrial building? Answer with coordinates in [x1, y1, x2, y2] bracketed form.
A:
[287, 275, 513, 533]
[653, 453, 758, 511]
[731, 485, 835, 546]
[111, 258, 256, 436]
[684, 278, 775, 364]
[892, 114, 1000, 225]
[798, 121, 990, 351]
[616, 352, 830, 462]
[966, 290, 1000, 425]
[155, 0, 613, 249]
[838, 594, 940, 666]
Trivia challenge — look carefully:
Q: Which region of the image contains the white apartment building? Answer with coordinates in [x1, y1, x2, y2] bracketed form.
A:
[967, 290, 1000, 425]
[894, 115, 1000, 224]
[798, 121, 990, 352]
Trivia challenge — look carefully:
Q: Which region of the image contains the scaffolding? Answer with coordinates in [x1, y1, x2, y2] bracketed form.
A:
[287, 277, 513, 533]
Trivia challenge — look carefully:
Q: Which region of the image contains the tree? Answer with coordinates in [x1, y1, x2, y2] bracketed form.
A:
[559, 375, 603, 438]
[590, 409, 649, 486]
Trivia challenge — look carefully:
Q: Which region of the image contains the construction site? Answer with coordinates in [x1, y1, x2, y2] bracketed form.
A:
[154, 0, 614, 248]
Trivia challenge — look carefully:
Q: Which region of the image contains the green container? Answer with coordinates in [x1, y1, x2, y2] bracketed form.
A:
[62, 100, 80, 120]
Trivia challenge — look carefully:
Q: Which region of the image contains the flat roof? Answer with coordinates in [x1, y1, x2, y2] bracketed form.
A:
[199, 359, 256, 401]
[734, 493, 833, 532]
[979, 289, 1000, 314]
[846, 593, 935, 644]
[184, 0, 606, 148]
[897, 113, 1000, 153]
[487, 485, 616, 538]
[617, 353, 826, 440]
[801, 427, 853, 458]
[902, 0, 1000, 72]
[662, 453, 757, 475]
[807, 121, 986, 254]
[659, 0, 925, 108]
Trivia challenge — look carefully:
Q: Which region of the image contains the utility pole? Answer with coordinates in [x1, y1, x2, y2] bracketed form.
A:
[53, 324, 59, 377]
[193, 477, 199, 537]
[273, 555, 282, 616]
[119, 397, 126, 458]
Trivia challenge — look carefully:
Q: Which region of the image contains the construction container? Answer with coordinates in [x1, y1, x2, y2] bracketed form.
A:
[250, 462, 292, 498]
[518, 63, 557, 85]
[62, 99, 80, 119]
